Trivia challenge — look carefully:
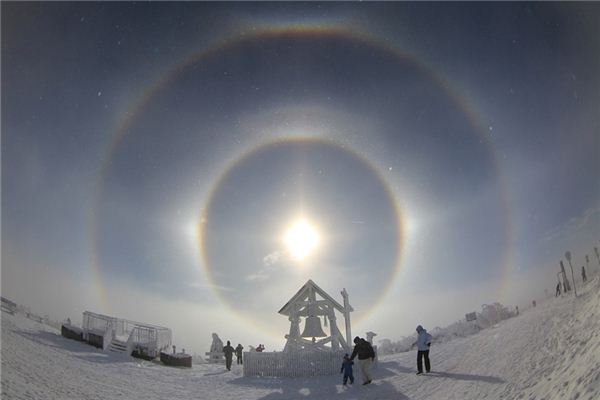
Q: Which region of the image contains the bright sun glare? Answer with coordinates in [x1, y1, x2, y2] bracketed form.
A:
[284, 218, 320, 260]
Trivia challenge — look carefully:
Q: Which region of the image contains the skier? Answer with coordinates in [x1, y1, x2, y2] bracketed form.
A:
[349, 336, 376, 385]
[340, 353, 354, 385]
[555, 282, 561, 297]
[415, 325, 432, 375]
[235, 343, 244, 364]
[222, 340, 235, 371]
[582, 266, 587, 283]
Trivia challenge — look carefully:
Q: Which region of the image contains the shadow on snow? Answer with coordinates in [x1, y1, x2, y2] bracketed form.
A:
[13, 329, 134, 364]
[424, 371, 505, 384]
[378, 359, 505, 384]
[230, 370, 410, 400]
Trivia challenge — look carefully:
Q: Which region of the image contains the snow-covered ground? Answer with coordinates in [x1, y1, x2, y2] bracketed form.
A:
[2, 278, 599, 400]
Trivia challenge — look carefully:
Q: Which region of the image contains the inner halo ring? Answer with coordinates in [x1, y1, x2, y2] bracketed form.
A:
[198, 136, 406, 331]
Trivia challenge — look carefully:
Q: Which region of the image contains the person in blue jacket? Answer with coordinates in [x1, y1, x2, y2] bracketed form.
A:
[340, 353, 354, 385]
[415, 325, 432, 375]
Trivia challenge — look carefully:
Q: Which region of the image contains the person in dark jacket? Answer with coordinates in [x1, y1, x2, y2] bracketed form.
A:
[340, 353, 354, 385]
[350, 336, 375, 385]
[235, 343, 244, 365]
[415, 325, 432, 375]
[223, 340, 235, 371]
[582, 266, 587, 283]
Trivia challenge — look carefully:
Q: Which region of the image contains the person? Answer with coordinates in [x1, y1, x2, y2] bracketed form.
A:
[415, 325, 432, 375]
[256, 344, 264, 352]
[582, 266, 587, 283]
[235, 343, 244, 365]
[515, 306, 519, 316]
[223, 340, 235, 371]
[555, 282, 561, 297]
[340, 353, 354, 385]
[349, 336, 375, 385]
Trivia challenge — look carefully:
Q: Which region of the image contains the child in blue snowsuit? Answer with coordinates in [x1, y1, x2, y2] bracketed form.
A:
[340, 354, 354, 385]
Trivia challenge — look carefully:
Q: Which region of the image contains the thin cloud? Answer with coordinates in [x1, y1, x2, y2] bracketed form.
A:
[541, 206, 600, 243]
[245, 272, 271, 282]
[245, 249, 292, 281]
[263, 250, 283, 267]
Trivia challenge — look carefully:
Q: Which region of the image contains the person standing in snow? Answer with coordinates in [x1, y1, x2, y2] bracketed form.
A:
[350, 336, 375, 385]
[223, 341, 235, 371]
[581, 266, 587, 283]
[235, 343, 244, 365]
[340, 353, 354, 385]
[415, 325, 432, 375]
[555, 282, 561, 297]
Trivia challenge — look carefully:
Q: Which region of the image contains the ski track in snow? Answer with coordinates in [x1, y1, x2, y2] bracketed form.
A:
[2, 278, 599, 400]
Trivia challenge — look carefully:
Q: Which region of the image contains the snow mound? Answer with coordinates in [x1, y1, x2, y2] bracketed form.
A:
[378, 302, 516, 355]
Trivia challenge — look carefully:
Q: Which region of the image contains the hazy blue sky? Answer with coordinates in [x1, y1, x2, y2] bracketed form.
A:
[2, 2, 599, 353]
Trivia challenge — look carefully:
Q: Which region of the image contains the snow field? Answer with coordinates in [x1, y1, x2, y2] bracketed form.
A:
[2, 277, 599, 400]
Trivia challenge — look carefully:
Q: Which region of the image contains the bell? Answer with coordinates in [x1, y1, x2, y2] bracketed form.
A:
[301, 315, 327, 338]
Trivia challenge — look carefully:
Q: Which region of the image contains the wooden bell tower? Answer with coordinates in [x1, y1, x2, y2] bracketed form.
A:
[278, 279, 353, 352]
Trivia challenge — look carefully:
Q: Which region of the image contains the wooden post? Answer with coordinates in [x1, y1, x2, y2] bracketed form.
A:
[565, 251, 578, 297]
[341, 288, 352, 349]
[327, 305, 340, 350]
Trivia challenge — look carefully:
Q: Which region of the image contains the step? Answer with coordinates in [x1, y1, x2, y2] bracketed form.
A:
[108, 339, 128, 353]
[108, 348, 128, 354]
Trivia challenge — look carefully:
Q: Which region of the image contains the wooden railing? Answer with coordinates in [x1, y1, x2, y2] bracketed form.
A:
[82, 311, 171, 357]
[129, 325, 172, 357]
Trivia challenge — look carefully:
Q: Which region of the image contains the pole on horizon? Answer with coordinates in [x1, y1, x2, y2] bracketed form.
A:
[556, 272, 564, 297]
[560, 261, 571, 292]
[565, 251, 577, 297]
[585, 254, 590, 281]
[585, 254, 590, 271]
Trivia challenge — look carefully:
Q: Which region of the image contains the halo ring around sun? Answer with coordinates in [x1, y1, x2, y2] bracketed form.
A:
[198, 137, 405, 328]
[91, 26, 512, 328]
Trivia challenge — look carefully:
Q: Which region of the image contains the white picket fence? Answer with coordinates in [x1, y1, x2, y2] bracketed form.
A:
[243, 350, 346, 378]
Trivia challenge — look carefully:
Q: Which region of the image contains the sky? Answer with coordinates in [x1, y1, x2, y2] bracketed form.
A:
[2, 2, 599, 354]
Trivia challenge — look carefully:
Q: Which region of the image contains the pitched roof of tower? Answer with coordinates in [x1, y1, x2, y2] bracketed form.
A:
[278, 279, 352, 316]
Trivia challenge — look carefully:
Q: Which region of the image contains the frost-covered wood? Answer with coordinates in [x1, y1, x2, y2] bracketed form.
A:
[1, 296, 17, 314]
[61, 324, 84, 341]
[81, 311, 172, 357]
[243, 350, 346, 377]
[160, 351, 192, 368]
[241, 281, 356, 377]
[279, 280, 353, 353]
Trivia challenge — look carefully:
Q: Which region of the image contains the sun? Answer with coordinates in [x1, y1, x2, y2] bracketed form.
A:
[284, 218, 320, 260]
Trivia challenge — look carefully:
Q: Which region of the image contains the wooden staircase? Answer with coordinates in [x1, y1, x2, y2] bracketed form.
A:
[107, 336, 130, 355]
